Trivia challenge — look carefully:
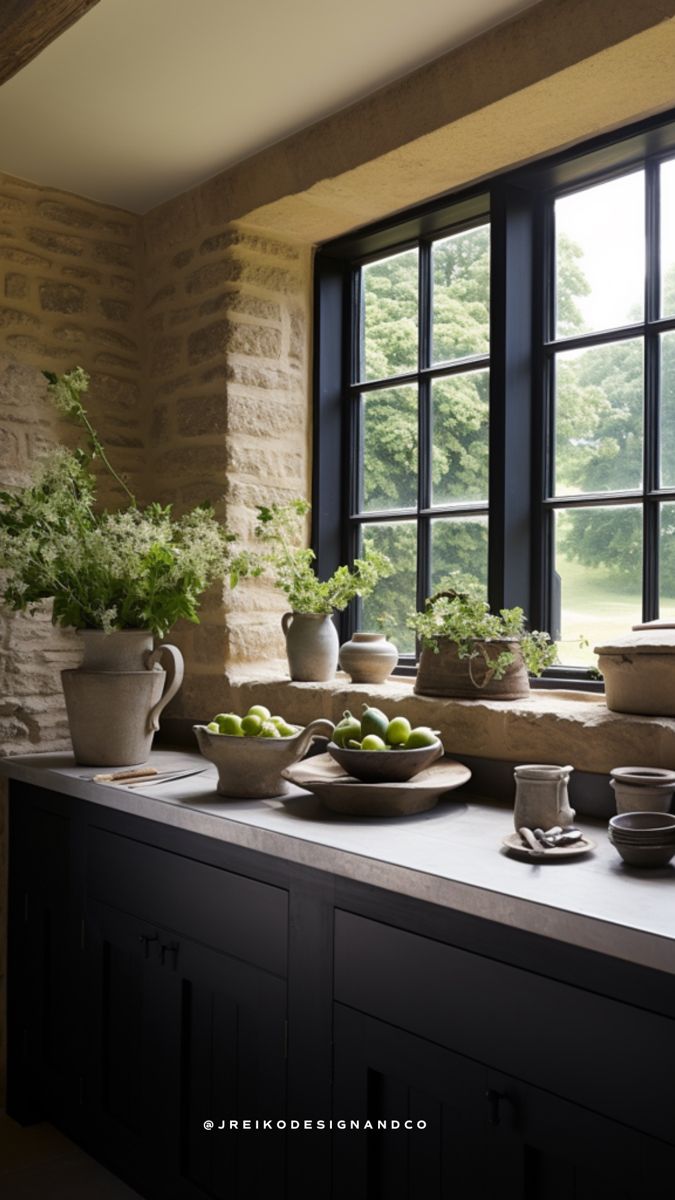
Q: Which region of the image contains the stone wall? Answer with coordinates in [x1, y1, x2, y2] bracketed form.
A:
[142, 220, 312, 717]
[0, 172, 145, 755]
[0, 175, 144, 1101]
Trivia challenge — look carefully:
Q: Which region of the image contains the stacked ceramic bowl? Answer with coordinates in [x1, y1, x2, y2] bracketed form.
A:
[610, 766, 675, 814]
[608, 812, 675, 867]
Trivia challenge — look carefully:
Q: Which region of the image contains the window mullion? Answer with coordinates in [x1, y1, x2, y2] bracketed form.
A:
[489, 183, 534, 615]
[645, 160, 661, 618]
[418, 240, 432, 611]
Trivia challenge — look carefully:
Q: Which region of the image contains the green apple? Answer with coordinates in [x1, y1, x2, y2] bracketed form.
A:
[217, 713, 244, 736]
[241, 714, 263, 736]
[206, 721, 220, 733]
[276, 722, 297, 738]
[386, 716, 411, 746]
[361, 734, 387, 751]
[260, 720, 281, 738]
[247, 704, 271, 722]
[406, 726, 441, 749]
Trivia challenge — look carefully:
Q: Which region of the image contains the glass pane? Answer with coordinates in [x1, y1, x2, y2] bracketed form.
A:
[360, 248, 418, 382]
[431, 516, 488, 596]
[660, 503, 675, 619]
[554, 506, 642, 666]
[432, 224, 490, 364]
[554, 339, 643, 496]
[661, 159, 675, 318]
[431, 370, 489, 505]
[362, 385, 418, 511]
[660, 331, 675, 486]
[555, 171, 645, 338]
[361, 521, 417, 654]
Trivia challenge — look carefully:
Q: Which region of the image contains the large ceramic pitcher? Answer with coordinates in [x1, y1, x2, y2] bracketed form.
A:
[513, 763, 575, 832]
[61, 630, 184, 766]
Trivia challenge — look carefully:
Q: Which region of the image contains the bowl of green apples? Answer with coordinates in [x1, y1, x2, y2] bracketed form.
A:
[194, 705, 334, 798]
[327, 704, 444, 783]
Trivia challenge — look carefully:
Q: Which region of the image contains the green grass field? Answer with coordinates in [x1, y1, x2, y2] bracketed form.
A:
[557, 555, 674, 666]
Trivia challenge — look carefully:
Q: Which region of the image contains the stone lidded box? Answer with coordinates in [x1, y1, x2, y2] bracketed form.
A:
[595, 625, 675, 716]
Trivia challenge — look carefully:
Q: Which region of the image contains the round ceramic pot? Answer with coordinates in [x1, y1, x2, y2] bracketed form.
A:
[281, 612, 339, 682]
[610, 780, 674, 814]
[61, 630, 184, 766]
[338, 632, 399, 684]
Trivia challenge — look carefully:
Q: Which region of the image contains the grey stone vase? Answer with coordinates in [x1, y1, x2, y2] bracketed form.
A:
[61, 630, 184, 766]
[281, 612, 339, 682]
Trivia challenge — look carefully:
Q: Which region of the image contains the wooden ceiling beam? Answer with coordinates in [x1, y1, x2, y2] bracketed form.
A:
[0, 0, 102, 88]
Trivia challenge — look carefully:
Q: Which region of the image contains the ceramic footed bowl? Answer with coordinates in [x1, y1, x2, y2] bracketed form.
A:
[327, 739, 444, 783]
[194, 718, 334, 799]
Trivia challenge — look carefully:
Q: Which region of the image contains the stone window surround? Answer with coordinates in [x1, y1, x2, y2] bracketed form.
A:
[175, 668, 675, 778]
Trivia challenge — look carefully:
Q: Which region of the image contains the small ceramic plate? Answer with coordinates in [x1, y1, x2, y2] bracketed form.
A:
[502, 832, 596, 861]
[284, 753, 471, 817]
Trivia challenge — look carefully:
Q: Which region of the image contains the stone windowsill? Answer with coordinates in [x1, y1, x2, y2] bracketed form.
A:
[208, 667, 675, 777]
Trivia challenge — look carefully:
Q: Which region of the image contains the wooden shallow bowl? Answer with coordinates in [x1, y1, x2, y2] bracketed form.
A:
[326, 739, 444, 783]
[284, 753, 470, 817]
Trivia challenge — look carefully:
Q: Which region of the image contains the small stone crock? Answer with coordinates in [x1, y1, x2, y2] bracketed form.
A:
[338, 632, 399, 684]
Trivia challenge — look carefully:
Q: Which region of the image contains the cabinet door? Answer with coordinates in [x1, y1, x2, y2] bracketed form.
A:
[8, 793, 82, 1124]
[86, 900, 287, 1200]
[332, 1004, 489, 1200]
[85, 900, 182, 1194]
[178, 937, 287, 1200]
[486, 1071, 645, 1200]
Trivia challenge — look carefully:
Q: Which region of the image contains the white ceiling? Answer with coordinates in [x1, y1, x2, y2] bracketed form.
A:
[0, 0, 541, 213]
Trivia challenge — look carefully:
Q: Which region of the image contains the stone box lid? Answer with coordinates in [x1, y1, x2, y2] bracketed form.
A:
[595, 624, 675, 656]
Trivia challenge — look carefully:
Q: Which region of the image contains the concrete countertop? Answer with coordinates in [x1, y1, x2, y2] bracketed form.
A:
[2, 748, 674, 976]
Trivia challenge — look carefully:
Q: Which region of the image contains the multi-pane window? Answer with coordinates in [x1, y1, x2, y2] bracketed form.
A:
[315, 111, 675, 681]
[545, 161, 675, 664]
[349, 218, 491, 657]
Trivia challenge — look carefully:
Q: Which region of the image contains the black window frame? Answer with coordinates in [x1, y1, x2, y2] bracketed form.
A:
[313, 106, 675, 688]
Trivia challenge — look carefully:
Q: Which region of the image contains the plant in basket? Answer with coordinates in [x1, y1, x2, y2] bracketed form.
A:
[409, 580, 557, 699]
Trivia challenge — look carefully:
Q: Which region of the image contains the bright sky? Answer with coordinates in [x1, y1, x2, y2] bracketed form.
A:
[555, 161, 675, 334]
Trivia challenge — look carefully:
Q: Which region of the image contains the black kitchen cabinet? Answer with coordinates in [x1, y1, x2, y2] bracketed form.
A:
[85, 898, 287, 1199]
[7, 778, 675, 1200]
[7, 788, 83, 1126]
[332, 1004, 491, 1200]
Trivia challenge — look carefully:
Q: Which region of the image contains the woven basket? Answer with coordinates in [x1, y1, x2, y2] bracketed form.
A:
[412, 591, 530, 699]
[414, 637, 530, 699]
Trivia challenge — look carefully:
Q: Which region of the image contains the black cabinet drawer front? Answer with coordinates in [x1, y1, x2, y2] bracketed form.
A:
[87, 827, 287, 976]
[334, 910, 675, 1144]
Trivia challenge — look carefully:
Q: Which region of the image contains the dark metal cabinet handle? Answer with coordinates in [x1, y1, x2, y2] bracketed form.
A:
[138, 932, 159, 958]
[160, 940, 179, 968]
[486, 1089, 505, 1126]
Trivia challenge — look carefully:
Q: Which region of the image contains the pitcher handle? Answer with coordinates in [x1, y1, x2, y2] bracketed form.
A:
[145, 643, 185, 733]
[294, 718, 335, 758]
[281, 612, 294, 638]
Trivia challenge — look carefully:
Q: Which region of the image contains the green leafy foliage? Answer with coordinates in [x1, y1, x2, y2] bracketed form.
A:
[408, 582, 558, 679]
[360, 219, 675, 635]
[230, 499, 393, 614]
[0, 369, 233, 639]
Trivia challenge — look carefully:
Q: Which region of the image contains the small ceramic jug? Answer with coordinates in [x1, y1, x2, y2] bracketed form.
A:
[513, 763, 575, 832]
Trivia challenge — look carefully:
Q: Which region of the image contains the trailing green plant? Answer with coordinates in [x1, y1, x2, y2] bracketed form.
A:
[0, 367, 233, 639]
[408, 579, 558, 680]
[230, 499, 392, 614]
